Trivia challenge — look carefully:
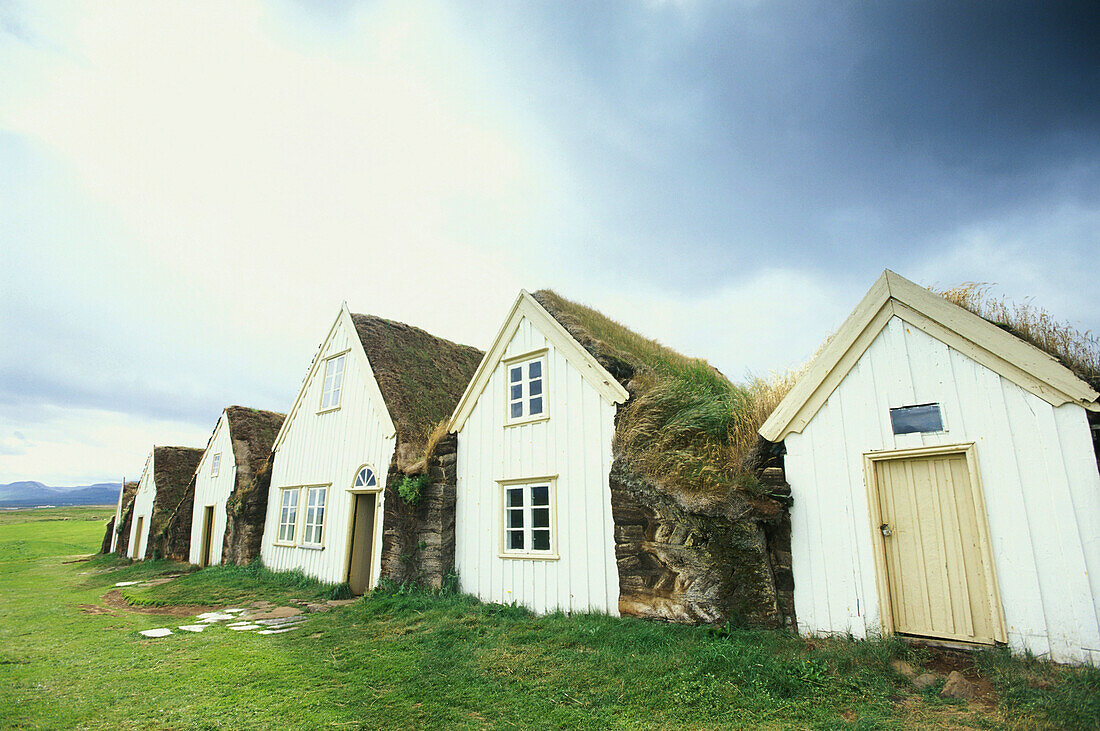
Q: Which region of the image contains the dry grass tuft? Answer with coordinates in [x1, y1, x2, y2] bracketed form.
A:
[933, 282, 1100, 388]
[533, 290, 800, 499]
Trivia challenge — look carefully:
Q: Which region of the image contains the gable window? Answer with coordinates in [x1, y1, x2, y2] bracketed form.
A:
[210, 453, 221, 477]
[301, 487, 327, 547]
[320, 353, 347, 411]
[506, 356, 547, 422]
[277, 488, 300, 544]
[890, 403, 944, 435]
[353, 466, 377, 490]
[502, 481, 554, 556]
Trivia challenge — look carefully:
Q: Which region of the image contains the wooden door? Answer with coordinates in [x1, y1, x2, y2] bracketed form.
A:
[133, 516, 144, 559]
[874, 452, 1000, 644]
[200, 505, 215, 567]
[347, 494, 376, 595]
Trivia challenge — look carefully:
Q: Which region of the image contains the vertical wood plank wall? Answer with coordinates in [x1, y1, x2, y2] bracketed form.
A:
[785, 315, 1100, 664]
[260, 317, 395, 586]
[109, 479, 128, 553]
[188, 413, 236, 565]
[454, 316, 620, 615]
[128, 452, 155, 559]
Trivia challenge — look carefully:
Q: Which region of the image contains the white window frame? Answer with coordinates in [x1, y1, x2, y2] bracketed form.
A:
[275, 488, 300, 546]
[210, 453, 221, 478]
[318, 351, 348, 412]
[300, 486, 328, 548]
[504, 351, 549, 426]
[497, 476, 558, 560]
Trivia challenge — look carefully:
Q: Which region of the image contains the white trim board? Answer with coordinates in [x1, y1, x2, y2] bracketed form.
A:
[448, 290, 629, 433]
[760, 270, 1100, 442]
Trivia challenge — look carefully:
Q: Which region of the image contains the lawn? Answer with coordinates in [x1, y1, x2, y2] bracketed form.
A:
[0, 507, 1096, 729]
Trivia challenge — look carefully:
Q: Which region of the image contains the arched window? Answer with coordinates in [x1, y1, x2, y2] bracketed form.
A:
[353, 466, 377, 490]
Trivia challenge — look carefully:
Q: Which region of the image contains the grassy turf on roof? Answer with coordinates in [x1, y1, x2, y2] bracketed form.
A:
[149, 446, 203, 540]
[532, 290, 794, 501]
[351, 314, 484, 464]
[934, 282, 1100, 392]
[223, 406, 285, 489]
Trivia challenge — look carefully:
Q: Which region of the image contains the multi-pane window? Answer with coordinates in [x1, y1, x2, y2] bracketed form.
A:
[354, 466, 377, 490]
[507, 357, 546, 421]
[503, 483, 553, 554]
[320, 353, 346, 410]
[277, 488, 299, 543]
[301, 487, 327, 546]
[210, 453, 221, 477]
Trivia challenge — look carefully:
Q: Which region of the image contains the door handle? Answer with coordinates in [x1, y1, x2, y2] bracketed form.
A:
[880, 523, 893, 537]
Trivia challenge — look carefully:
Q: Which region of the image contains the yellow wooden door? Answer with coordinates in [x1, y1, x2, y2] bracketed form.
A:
[874, 453, 1000, 644]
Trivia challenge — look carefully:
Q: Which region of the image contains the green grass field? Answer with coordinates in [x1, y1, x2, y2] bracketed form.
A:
[1, 507, 1097, 729]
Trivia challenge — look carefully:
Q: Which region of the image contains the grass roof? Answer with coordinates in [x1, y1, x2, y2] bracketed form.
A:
[933, 282, 1100, 392]
[150, 446, 203, 539]
[531, 291, 794, 503]
[224, 405, 285, 491]
[352, 314, 483, 465]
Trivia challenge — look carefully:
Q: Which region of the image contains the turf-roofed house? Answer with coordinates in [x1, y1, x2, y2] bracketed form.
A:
[448, 290, 793, 624]
[126, 446, 203, 560]
[103, 478, 138, 555]
[759, 270, 1100, 665]
[155, 406, 285, 567]
[259, 305, 483, 594]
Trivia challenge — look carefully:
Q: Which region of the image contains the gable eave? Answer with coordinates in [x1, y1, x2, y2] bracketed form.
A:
[272, 306, 397, 452]
[448, 291, 629, 434]
[760, 270, 1100, 443]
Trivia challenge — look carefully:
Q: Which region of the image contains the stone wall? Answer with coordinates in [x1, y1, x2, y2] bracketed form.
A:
[100, 517, 115, 554]
[611, 461, 793, 627]
[222, 454, 274, 566]
[378, 434, 458, 588]
[154, 483, 195, 562]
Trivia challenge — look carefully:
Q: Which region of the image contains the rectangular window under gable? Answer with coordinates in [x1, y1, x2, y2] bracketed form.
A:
[890, 403, 944, 434]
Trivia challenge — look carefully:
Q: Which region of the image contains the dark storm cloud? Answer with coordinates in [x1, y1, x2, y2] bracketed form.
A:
[462, 1, 1100, 288]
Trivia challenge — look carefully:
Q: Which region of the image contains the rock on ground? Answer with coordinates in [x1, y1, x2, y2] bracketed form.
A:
[940, 671, 977, 701]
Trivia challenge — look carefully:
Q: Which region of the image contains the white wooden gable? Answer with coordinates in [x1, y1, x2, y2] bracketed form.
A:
[761, 270, 1100, 442]
[272, 303, 397, 452]
[448, 291, 630, 433]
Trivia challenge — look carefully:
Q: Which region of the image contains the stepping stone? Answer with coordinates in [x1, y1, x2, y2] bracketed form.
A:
[196, 612, 235, 622]
[258, 627, 299, 635]
[115, 581, 143, 587]
[139, 628, 173, 638]
[178, 624, 208, 633]
[248, 606, 302, 620]
[227, 624, 261, 631]
[255, 617, 305, 627]
[224, 608, 248, 614]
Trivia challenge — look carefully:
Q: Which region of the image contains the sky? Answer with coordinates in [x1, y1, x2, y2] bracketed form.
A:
[1, 0, 1098, 485]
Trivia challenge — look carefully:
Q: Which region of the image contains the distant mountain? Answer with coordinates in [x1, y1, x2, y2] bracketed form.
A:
[0, 481, 121, 508]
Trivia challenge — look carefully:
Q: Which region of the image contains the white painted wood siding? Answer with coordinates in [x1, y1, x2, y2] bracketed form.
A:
[109, 481, 126, 553]
[786, 315, 1100, 665]
[455, 316, 620, 615]
[260, 315, 395, 586]
[128, 452, 155, 560]
[188, 412, 236, 565]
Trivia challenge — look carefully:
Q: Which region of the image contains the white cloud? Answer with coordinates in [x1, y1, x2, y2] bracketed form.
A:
[0, 405, 209, 485]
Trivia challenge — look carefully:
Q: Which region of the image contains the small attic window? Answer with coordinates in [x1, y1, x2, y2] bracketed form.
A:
[320, 353, 346, 411]
[506, 355, 547, 423]
[210, 453, 221, 477]
[890, 404, 944, 435]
